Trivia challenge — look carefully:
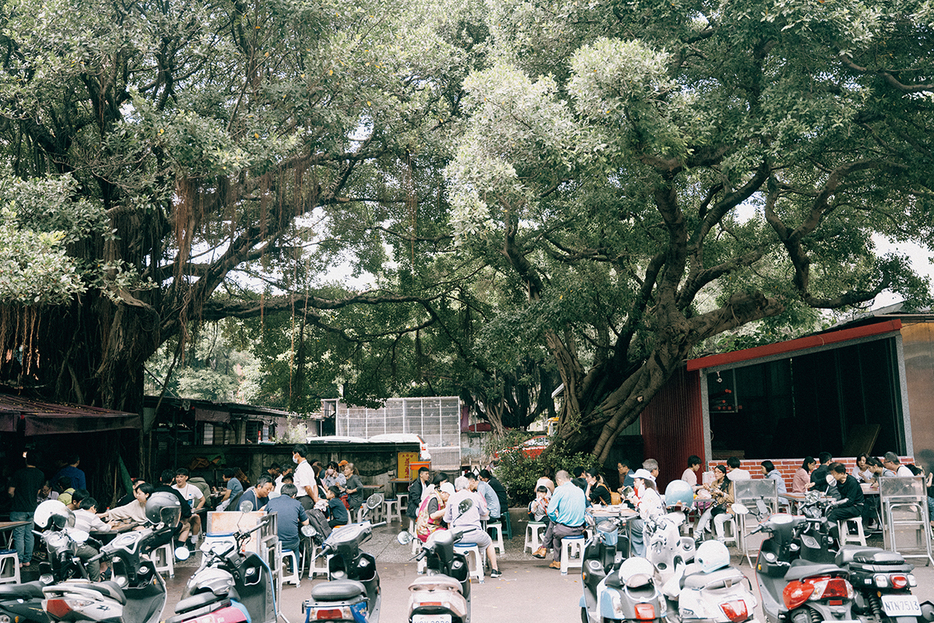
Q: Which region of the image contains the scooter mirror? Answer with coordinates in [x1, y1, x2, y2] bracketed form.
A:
[175, 547, 191, 561]
[397, 531, 413, 545]
[301, 525, 317, 538]
[366, 493, 384, 509]
[731, 503, 749, 515]
[67, 529, 89, 543]
[239, 500, 254, 513]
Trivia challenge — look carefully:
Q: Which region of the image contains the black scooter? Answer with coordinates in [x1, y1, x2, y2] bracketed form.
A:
[397, 529, 472, 623]
[753, 513, 856, 623]
[302, 494, 385, 623]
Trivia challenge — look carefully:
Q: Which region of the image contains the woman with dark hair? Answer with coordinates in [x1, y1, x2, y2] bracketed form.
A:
[694, 465, 729, 542]
[681, 455, 703, 491]
[852, 454, 873, 483]
[761, 460, 788, 505]
[585, 470, 612, 505]
[792, 456, 816, 493]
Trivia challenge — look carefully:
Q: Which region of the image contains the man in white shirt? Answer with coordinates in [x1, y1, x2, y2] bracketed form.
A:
[74, 497, 109, 580]
[173, 468, 205, 550]
[726, 456, 751, 481]
[292, 444, 319, 510]
[884, 452, 915, 477]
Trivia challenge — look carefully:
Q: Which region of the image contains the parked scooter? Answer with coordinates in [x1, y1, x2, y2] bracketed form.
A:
[0, 499, 102, 623]
[397, 529, 472, 623]
[40, 492, 182, 623]
[580, 513, 668, 623]
[660, 540, 757, 623]
[753, 513, 857, 623]
[645, 512, 695, 585]
[302, 494, 385, 623]
[792, 493, 925, 623]
[168, 501, 277, 623]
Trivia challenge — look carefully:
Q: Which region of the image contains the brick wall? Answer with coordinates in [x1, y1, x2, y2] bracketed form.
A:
[703, 456, 915, 491]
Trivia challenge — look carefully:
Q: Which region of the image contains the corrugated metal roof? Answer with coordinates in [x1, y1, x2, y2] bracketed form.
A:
[0, 394, 141, 436]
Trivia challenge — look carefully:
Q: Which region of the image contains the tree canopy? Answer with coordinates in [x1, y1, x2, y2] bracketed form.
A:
[1, 0, 932, 460]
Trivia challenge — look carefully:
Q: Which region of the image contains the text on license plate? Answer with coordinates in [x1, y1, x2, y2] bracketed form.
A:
[882, 595, 921, 616]
[412, 615, 452, 623]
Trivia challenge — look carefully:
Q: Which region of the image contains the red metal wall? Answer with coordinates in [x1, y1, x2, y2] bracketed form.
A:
[640, 367, 705, 489]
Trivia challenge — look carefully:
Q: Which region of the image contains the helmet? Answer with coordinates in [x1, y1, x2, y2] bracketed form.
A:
[618, 556, 656, 588]
[35, 500, 75, 530]
[695, 540, 730, 574]
[664, 480, 693, 508]
[145, 491, 182, 526]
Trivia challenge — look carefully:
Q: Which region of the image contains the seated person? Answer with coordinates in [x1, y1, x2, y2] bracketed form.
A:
[102, 483, 154, 525]
[73, 497, 109, 581]
[326, 485, 350, 528]
[264, 483, 308, 559]
[237, 475, 275, 511]
[528, 485, 551, 525]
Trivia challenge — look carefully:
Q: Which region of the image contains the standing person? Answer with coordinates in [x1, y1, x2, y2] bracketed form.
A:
[343, 463, 364, 513]
[265, 483, 309, 557]
[444, 477, 502, 578]
[8, 450, 45, 568]
[291, 444, 319, 510]
[406, 467, 431, 523]
[173, 468, 205, 549]
[51, 454, 86, 491]
[479, 469, 508, 517]
[793, 456, 816, 493]
[761, 460, 788, 506]
[533, 470, 586, 569]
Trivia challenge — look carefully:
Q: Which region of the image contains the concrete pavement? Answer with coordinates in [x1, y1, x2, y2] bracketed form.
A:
[162, 519, 934, 623]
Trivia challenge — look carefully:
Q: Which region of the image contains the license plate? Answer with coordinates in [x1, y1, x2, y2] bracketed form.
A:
[882, 595, 921, 616]
[412, 615, 452, 623]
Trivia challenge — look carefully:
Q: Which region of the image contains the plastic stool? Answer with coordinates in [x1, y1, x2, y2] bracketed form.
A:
[0, 550, 20, 585]
[398, 493, 408, 514]
[281, 549, 301, 587]
[715, 515, 737, 546]
[409, 519, 419, 555]
[151, 542, 174, 578]
[487, 522, 505, 554]
[307, 542, 330, 579]
[838, 516, 867, 546]
[524, 522, 547, 553]
[454, 542, 485, 583]
[502, 510, 513, 539]
[383, 498, 401, 523]
[560, 535, 585, 575]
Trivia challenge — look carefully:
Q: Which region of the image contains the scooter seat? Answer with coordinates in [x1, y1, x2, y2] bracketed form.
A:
[409, 576, 463, 593]
[84, 581, 127, 605]
[311, 579, 367, 602]
[683, 567, 746, 589]
[173, 589, 235, 615]
[835, 546, 903, 566]
[0, 580, 45, 599]
[784, 561, 843, 582]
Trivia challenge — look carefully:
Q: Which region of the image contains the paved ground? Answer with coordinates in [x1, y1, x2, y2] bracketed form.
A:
[20, 516, 934, 623]
[161, 518, 934, 623]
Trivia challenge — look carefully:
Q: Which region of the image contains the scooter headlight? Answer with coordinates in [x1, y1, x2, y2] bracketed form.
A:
[609, 592, 624, 616]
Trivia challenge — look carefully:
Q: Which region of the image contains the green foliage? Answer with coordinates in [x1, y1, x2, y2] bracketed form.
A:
[486, 431, 600, 506]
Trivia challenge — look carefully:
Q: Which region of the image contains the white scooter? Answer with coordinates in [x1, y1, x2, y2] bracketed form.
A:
[645, 512, 696, 585]
[660, 540, 758, 623]
[397, 529, 472, 623]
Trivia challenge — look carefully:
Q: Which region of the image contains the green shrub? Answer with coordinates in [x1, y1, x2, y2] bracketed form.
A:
[486, 433, 601, 507]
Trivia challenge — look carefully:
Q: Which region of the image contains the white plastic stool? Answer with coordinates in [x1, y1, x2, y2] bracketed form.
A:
[398, 493, 408, 514]
[0, 550, 20, 585]
[838, 516, 867, 546]
[715, 515, 737, 546]
[454, 542, 485, 583]
[409, 519, 419, 555]
[383, 499, 401, 523]
[524, 522, 547, 553]
[307, 542, 330, 579]
[356, 506, 367, 523]
[281, 549, 301, 587]
[487, 522, 505, 555]
[151, 542, 174, 578]
[560, 535, 585, 575]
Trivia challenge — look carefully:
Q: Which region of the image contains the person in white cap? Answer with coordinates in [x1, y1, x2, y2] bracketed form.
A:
[627, 468, 665, 556]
